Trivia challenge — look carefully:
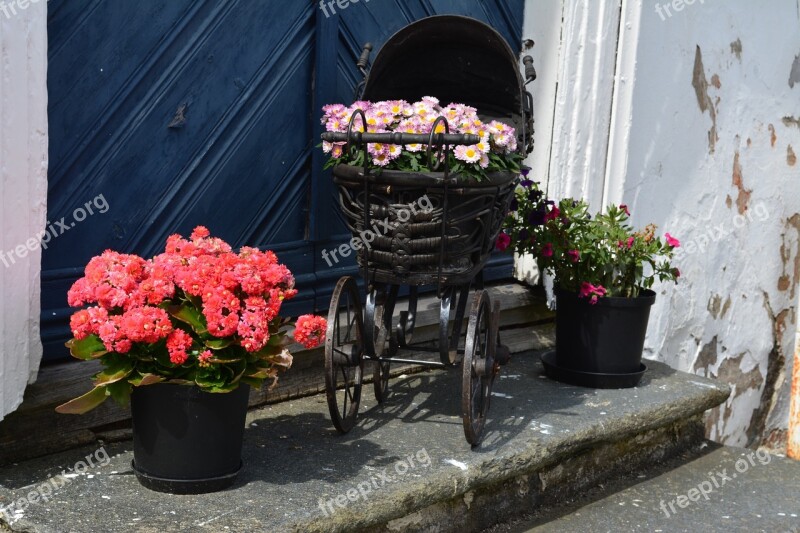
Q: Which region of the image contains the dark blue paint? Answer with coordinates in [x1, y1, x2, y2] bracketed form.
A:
[43, 0, 525, 361]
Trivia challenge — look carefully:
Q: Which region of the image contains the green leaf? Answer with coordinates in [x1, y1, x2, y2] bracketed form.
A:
[205, 338, 235, 350]
[93, 358, 135, 386]
[106, 380, 131, 407]
[169, 304, 208, 335]
[55, 386, 109, 414]
[245, 366, 279, 380]
[207, 356, 243, 364]
[164, 378, 194, 386]
[66, 335, 108, 360]
[240, 376, 263, 388]
[128, 373, 165, 387]
[198, 381, 241, 393]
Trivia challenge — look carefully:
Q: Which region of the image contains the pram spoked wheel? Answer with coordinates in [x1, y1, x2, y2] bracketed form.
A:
[462, 290, 505, 445]
[324, 276, 365, 433]
[366, 283, 396, 403]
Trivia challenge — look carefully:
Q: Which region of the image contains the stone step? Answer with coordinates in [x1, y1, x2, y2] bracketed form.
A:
[506, 444, 800, 533]
[0, 346, 729, 532]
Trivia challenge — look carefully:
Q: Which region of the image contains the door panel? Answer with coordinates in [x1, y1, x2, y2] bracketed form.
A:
[44, 0, 316, 360]
[43, 0, 525, 361]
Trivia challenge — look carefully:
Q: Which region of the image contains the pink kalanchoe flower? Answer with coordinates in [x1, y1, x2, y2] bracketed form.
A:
[665, 233, 680, 248]
[166, 329, 193, 365]
[198, 349, 213, 368]
[294, 315, 327, 349]
[567, 250, 580, 263]
[70, 309, 94, 340]
[190, 226, 211, 241]
[97, 315, 132, 353]
[542, 243, 554, 257]
[495, 232, 511, 251]
[121, 306, 173, 344]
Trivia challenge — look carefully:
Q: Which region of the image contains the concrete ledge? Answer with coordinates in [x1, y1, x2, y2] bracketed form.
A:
[0, 349, 729, 533]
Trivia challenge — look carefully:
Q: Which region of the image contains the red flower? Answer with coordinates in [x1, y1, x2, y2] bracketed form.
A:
[166, 329, 194, 365]
[120, 306, 173, 344]
[620, 204, 630, 216]
[294, 314, 327, 349]
[542, 243, 554, 257]
[567, 249, 580, 263]
[544, 206, 561, 222]
[190, 226, 211, 240]
[578, 282, 607, 304]
[198, 349, 213, 368]
[665, 233, 680, 248]
[69, 307, 109, 340]
[495, 232, 511, 251]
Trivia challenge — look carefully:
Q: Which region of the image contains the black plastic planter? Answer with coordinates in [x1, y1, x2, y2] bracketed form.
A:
[131, 383, 250, 494]
[542, 288, 656, 388]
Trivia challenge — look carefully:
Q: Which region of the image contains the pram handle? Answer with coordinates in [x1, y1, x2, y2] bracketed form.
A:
[321, 131, 480, 147]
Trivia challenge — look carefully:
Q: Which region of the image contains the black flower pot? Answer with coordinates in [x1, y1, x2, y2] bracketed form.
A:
[131, 383, 250, 494]
[541, 288, 655, 388]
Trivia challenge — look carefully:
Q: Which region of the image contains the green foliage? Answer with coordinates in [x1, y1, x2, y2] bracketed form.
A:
[58, 292, 297, 414]
[502, 181, 680, 298]
[66, 335, 108, 360]
[330, 147, 523, 182]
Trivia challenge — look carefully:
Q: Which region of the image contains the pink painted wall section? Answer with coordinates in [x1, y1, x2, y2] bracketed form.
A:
[0, 0, 49, 420]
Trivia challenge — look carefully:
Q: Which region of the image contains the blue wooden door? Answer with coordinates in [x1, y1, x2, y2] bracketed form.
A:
[42, 0, 525, 361]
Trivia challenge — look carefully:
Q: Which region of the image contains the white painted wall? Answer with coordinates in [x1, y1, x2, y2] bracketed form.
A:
[611, 0, 800, 449]
[520, 0, 800, 449]
[515, 0, 563, 285]
[0, 0, 48, 421]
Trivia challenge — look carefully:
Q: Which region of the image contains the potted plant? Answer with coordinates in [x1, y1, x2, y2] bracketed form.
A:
[56, 226, 327, 493]
[499, 181, 680, 387]
[321, 97, 524, 180]
[318, 98, 522, 287]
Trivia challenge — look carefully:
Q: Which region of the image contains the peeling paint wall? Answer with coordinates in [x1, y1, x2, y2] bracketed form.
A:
[0, 3, 48, 420]
[608, 1, 800, 449]
[520, 0, 800, 450]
